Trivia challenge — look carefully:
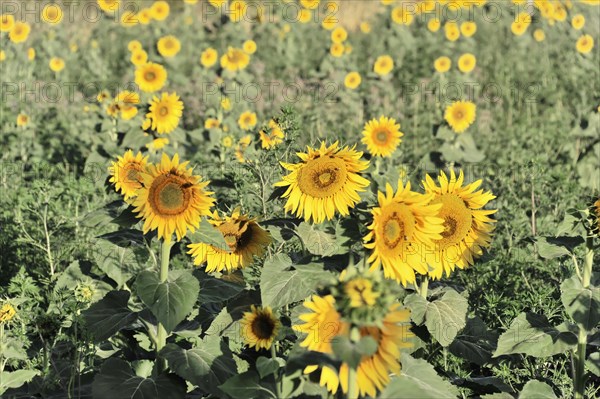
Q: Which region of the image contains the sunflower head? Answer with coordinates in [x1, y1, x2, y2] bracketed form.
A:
[157, 35, 181, 58]
[259, 119, 284, 149]
[220, 47, 250, 72]
[240, 305, 280, 350]
[444, 100, 476, 133]
[147, 92, 184, 134]
[361, 116, 403, 158]
[274, 141, 370, 224]
[588, 197, 600, 236]
[108, 150, 149, 200]
[0, 302, 16, 323]
[135, 62, 167, 93]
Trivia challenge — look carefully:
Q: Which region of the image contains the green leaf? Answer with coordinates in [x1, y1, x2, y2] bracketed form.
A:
[331, 335, 362, 369]
[260, 254, 332, 309]
[92, 358, 185, 399]
[0, 370, 39, 395]
[83, 290, 137, 343]
[587, 352, 600, 377]
[380, 353, 459, 399]
[296, 222, 340, 256]
[219, 370, 277, 399]
[135, 270, 200, 332]
[256, 356, 280, 379]
[561, 276, 600, 331]
[535, 236, 584, 259]
[493, 313, 578, 358]
[519, 380, 557, 399]
[98, 229, 146, 247]
[161, 336, 237, 397]
[195, 269, 243, 303]
[480, 394, 514, 399]
[425, 290, 468, 347]
[449, 316, 498, 366]
[188, 218, 230, 252]
[93, 239, 149, 288]
[404, 293, 428, 325]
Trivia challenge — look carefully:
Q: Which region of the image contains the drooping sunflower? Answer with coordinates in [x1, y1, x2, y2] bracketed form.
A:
[200, 48, 218, 67]
[157, 35, 181, 58]
[188, 208, 272, 272]
[0, 14, 14, 32]
[364, 181, 444, 286]
[108, 150, 148, 200]
[220, 47, 250, 72]
[41, 4, 63, 24]
[259, 119, 284, 149]
[240, 305, 280, 350]
[293, 295, 347, 354]
[135, 62, 167, 93]
[132, 153, 215, 242]
[147, 92, 184, 134]
[444, 100, 476, 133]
[274, 141, 370, 224]
[423, 169, 496, 279]
[373, 55, 394, 76]
[9, 21, 30, 43]
[361, 116, 403, 158]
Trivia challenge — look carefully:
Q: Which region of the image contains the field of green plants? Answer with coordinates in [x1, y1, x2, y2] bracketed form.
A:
[1, 0, 599, 398]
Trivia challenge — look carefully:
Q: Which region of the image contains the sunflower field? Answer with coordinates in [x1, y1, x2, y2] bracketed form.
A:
[1, 0, 600, 398]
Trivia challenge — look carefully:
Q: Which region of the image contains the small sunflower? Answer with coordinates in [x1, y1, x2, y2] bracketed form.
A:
[130, 49, 148, 66]
[374, 55, 394, 76]
[240, 306, 280, 350]
[128, 40, 142, 52]
[571, 14, 585, 30]
[157, 35, 181, 58]
[147, 137, 169, 151]
[97, 0, 120, 13]
[222, 135, 233, 148]
[108, 150, 148, 200]
[576, 35, 594, 54]
[16, 113, 29, 127]
[49, 57, 65, 72]
[445, 100, 476, 133]
[330, 43, 345, 57]
[238, 111, 257, 130]
[460, 21, 476, 37]
[259, 119, 284, 149]
[364, 181, 444, 286]
[391, 6, 413, 25]
[423, 169, 497, 279]
[331, 26, 348, 43]
[344, 72, 362, 90]
[344, 278, 380, 308]
[147, 92, 184, 134]
[132, 153, 215, 242]
[41, 4, 63, 24]
[205, 118, 221, 129]
[137, 8, 152, 24]
[9, 21, 30, 43]
[115, 90, 140, 120]
[361, 116, 403, 158]
[27, 47, 36, 61]
[235, 135, 252, 163]
[274, 141, 370, 224]
[188, 208, 272, 273]
[121, 10, 138, 27]
[135, 62, 167, 93]
[0, 302, 16, 323]
[200, 48, 218, 67]
[457, 53, 476, 73]
[301, 0, 320, 9]
[534, 29, 545, 42]
[444, 21, 460, 41]
[293, 295, 347, 353]
[298, 9, 311, 23]
[243, 40, 257, 54]
[151, 0, 170, 21]
[0, 14, 15, 32]
[427, 18, 440, 32]
[434, 56, 451, 73]
[221, 47, 250, 72]
[229, 0, 247, 22]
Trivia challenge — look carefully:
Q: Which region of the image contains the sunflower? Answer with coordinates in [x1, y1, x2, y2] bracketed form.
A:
[360, 22, 371, 33]
[235, 135, 252, 163]
[374, 55, 394, 76]
[330, 43, 345, 57]
[301, 0, 320, 9]
[121, 10, 138, 27]
[274, 141, 370, 224]
[534, 29, 545, 42]
[238, 111, 257, 130]
[9, 21, 30, 43]
[293, 295, 347, 353]
[331, 26, 348, 43]
[41, 4, 63, 24]
[444, 100, 476, 133]
[137, 8, 152, 24]
[364, 181, 443, 285]
[361, 116, 403, 158]
[97, 0, 120, 13]
[221, 97, 232, 111]
[457, 53, 476, 73]
[511, 16, 531, 36]
[391, 6, 413, 25]
[322, 15, 337, 30]
[444, 21, 460, 41]
[460, 21, 476, 37]
[240, 306, 280, 350]
[128, 40, 142, 52]
[344, 72, 362, 90]
[222, 135, 234, 148]
[147, 92, 184, 134]
[205, 118, 221, 129]
[0, 50, 4, 62]
[243, 39, 257, 54]
[130, 49, 148, 66]
[147, 137, 169, 151]
[135, 62, 167, 93]
[434, 56, 451, 73]
[591, 198, 600, 235]
[188, 208, 272, 272]
[220, 47, 250, 72]
[0, 303, 16, 323]
[16, 113, 29, 127]
[0, 14, 14, 32]
[229, 0, 247, 22]
[209, 0, 227, 7]
[345, 278, 380, 308]
[298, 9, 311, 23]
[49, 57, 65, 72]
[427, 18, 440, 32]
[151, 1, 170, 21]
[115, 90, 140, 120]
[200, 48, 218, 67]
[108, 150, 148, 200]
[259, 119, 284, 149]
[423, 169, 496, 279]
[157, 35, 181, 58]
[576, 35, 594, 54]
[132, 153, 214, 242]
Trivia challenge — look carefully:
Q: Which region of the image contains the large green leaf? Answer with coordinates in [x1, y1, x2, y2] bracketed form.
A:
[535, 236, 584, 259]
[218, 370, 277, 399]
[519, 380, 557, 399]
[260, 254, 332, 309]
[0, 370, 39, 395]
[296, 222, 340, 257]
[587, 352, 600, 377]
[92, 358, 185, 399]
[161, 335, 237, 397]
[83, 290, 137, 342]
[561, 276, 600, 331]
[380, 353, 459, 399]
[93, 239, 149, 288]
[195, 270, 243, 303]
[493, 313, 578, 358]
[188, 218, 230, 251]
[449, 316, 498, 366]
[135, 269, 199, 332]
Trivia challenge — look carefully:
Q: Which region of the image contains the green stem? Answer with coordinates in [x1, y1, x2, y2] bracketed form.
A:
[271, 345, 281, 399]
[156, 240, 173, 372]
[347, 366, 358, 399]
[574, 236, 594, 399]
[420, 276, 429, 299]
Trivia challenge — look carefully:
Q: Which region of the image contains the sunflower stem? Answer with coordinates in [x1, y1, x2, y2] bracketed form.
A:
[574, 235, 594, 399]
[420, 277, 429, 299]
[271, 344, 282, 399]
[156, 240, 173, 372]
[347, 365, 358, 399]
